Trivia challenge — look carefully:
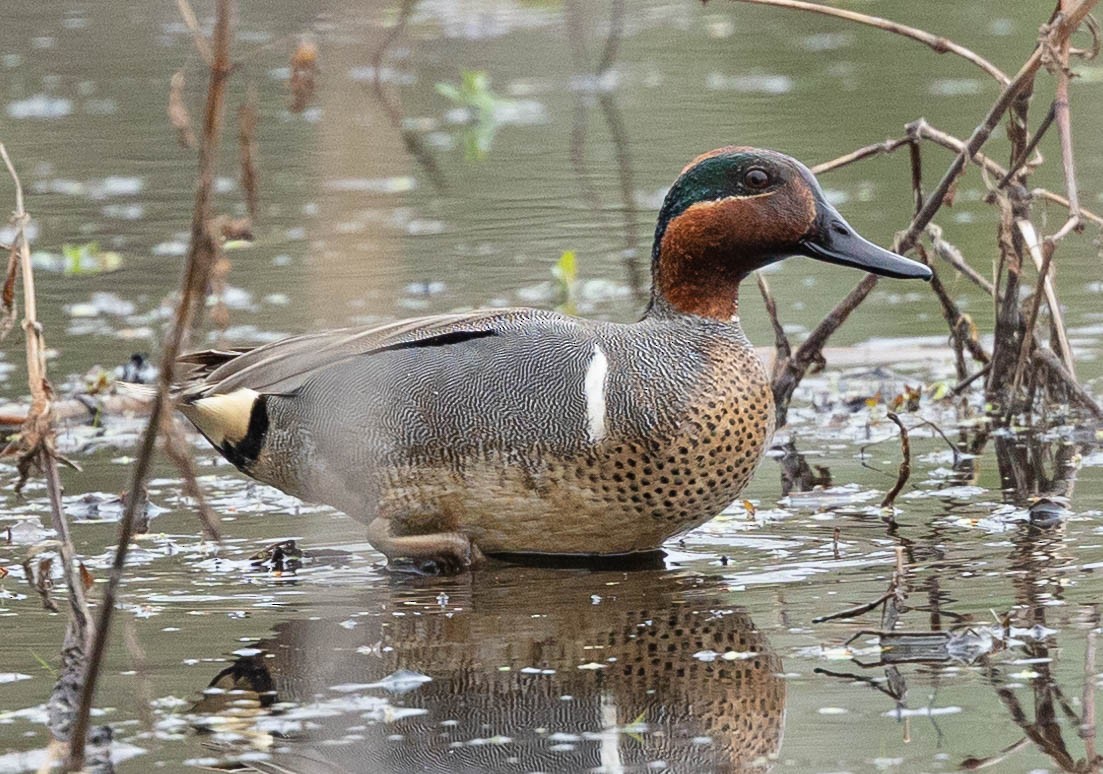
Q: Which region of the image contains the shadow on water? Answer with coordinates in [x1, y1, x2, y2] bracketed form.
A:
[190, 567, 784, 773]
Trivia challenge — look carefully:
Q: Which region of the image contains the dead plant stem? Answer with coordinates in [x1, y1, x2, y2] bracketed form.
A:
[0, 144, 90, 627]
[1053, 0, 1082, 227]
[67, 2, 235, 768]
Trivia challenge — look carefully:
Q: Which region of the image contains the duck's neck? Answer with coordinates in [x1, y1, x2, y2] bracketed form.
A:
[648, 256, 742, 322]
[645, 222, 746, 323]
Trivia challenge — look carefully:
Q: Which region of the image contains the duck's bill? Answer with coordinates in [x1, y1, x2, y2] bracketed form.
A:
[799, 204, 932, 281]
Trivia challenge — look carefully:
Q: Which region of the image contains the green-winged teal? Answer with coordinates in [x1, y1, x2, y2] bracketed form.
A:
[178, 147, 930, 572]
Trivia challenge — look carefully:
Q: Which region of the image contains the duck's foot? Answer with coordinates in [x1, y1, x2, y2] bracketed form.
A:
[367, 518, 484, 576]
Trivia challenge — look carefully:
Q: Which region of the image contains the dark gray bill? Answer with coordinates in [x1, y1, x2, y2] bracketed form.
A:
[799, 203, 932, 280]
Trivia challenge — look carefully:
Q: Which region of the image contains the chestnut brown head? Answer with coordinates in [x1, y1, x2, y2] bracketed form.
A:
[648, 147, 930, 320]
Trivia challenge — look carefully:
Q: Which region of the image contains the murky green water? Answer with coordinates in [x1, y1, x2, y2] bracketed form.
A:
[1, 1, 1102, 771]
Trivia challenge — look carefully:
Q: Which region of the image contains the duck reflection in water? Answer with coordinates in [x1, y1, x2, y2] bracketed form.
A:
[191, 567, 785, 773]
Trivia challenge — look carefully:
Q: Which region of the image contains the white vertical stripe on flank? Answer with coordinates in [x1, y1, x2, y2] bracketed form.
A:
[584, 344, 609, 443]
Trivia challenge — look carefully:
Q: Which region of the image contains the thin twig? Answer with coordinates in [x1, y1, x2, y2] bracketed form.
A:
[726, 0, 1010, 85]
[755, 271, 790, 372]
[160, 414, 220, 540]
[915, 244, 981, 381]
[880, 413, 912, 510]
[0, 146, 90, 624]
[997, 101, 1056, 188]
[926, 224, 999, 299]
[909, 418, 962, 465]
[813, 591, 894, 624]
[810, 136, 913, 175]
[175, 0, 214, 65]
[68, 2, 235, 768]
[0, 143, 95, 764]
[913, 119, 1103, 227]
[952, 363, 992, 396]
[1010, 236, 1056, 400]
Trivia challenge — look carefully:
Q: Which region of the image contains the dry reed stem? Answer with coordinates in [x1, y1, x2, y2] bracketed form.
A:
[812, 590, 894, 624]
[1015, 219, 1076, 378]
[0, 143, 95, 763]
[997, 101, 1055, 188]
[725, 0, 1009, 84]
[0, 145, 90, 622]
[810, 137, 912, 175]
[1052, 0, 1082, 228]
[914, 243, 987, 382]
[67, 2, 235, 768]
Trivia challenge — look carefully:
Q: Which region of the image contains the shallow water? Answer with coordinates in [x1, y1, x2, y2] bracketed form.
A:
[0, 1, 1101, 772]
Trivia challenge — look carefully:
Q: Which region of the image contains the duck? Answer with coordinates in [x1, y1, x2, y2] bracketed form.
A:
[177, 147, 931, 573]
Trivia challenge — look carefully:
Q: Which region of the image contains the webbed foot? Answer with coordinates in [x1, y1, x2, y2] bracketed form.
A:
[366, 518, 484, 575]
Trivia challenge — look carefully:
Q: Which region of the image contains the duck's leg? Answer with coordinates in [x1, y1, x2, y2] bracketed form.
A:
[365, 517, 484, 575]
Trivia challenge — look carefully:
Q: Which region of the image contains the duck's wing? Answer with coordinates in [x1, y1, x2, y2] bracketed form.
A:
[178, 308, 559, 399]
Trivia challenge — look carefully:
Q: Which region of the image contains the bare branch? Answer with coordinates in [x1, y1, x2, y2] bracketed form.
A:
[726, 0, 1009, 85]
[810, 136, 912, 175]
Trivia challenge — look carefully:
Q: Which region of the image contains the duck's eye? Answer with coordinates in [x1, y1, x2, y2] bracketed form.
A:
[744, 168, 770, 189]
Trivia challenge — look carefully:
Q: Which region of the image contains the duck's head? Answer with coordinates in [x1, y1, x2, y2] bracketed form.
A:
[649, 147, 931, 320]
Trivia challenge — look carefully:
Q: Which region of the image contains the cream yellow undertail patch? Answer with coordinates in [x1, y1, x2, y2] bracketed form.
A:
[182, 388, 260, 446]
